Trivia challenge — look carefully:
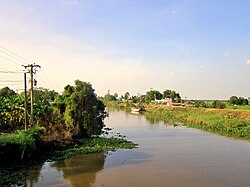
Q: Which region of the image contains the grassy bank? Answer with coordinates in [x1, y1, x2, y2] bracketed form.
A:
[226, 105, 250, 110]
[0, 131, 137, 161]
[0, 128, 41, 162]
[144, 105, 250, 141]
[0, 133, 137, 186]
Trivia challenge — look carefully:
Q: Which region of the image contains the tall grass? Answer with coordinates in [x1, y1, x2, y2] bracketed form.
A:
[0, 127, 40, 159]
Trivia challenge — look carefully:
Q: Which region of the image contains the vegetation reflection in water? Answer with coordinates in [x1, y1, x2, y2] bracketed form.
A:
[26, 153, 106, 187]
[25, 149, 152, 187]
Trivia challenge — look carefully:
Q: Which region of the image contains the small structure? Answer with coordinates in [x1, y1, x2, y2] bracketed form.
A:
[151, 98, 172, 106]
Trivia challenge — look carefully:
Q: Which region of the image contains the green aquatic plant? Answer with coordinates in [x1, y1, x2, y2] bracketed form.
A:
[49, 137, 137, 161]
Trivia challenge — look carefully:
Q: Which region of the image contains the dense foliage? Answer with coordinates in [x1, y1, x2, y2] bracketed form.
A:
[0, 80, 107, 139]
[163, 89, 181, 102]
[210, 100, 226, 109]
[54, 80, 107, 138]
[194, 100, 226, 109]
[228, 96, 249, 106]
[0, 94, 25, 131]
[145, 90, 163, 103]
[103, 90, 117, 104]
[194, 100, 209, 108]
[104, 88, 182, 104]
[0, 86, 16, 98]
[193, 96, 249, 109]
[0, 87, 57, 132]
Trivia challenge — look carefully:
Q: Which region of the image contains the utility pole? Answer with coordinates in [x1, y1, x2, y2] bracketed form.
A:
[23, 64, 41, 127]
[30, 65, 34, 127]
[24, 73, 28, 131]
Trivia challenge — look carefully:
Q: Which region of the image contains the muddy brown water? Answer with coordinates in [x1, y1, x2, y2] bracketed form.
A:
[25, 109, 250, 187]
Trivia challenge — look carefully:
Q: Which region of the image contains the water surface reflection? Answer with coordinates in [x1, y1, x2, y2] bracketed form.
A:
[26, 153, 105, 187]
[25, 109, 250, 187]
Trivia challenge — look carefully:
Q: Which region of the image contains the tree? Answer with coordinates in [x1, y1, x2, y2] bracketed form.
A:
[0, 88, 53, 131]
[131, 96, 138, 103]
[114, 93, 118, 99]
[228, 96, 239, 105]
[33, 88, 58, 102]
[103, 90, 116, 103]
[228, 96, 248, 105]
[145, 90, 163, 103]
[238, 97, 248, 105]
[0, 87, 16, 98]
[63, 80, 107, 137]
[163, 89, 171, 98]
[139, 95, 146, 103]
[0, 94, 25, 131]
[194, 100, 209, 108]
[211, 100, 226, 109]
[175, 96, 182, 103]
[124, 92, 130, 100]
[163, 89, 181, 103]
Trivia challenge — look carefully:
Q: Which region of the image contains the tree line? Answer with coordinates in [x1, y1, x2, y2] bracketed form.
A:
[228, 96, 249, 106]
[103, 89, 182, 104]
[194, 96, 249, 109]
[103, 88, 249, 109]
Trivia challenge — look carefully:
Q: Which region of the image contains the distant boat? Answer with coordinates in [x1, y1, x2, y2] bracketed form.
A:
[131, 107, 142, 112]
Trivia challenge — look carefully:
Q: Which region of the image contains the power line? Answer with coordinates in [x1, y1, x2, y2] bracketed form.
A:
[0, 71, 23, 74]
[0, 83, 22, 85]
[40, 71, 54, 88]
[0, 54, 23, 66]
[0, 66, 23, 74]
[0, 45, 30, 65]
[36, 74, 49, 88]
[0, 80, 22, 82]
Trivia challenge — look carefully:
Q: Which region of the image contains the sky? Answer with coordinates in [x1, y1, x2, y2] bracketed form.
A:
[0, 0, 249, 99]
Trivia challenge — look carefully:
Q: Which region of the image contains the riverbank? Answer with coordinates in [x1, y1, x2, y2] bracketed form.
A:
[144, 104, 250, 141]
[0, 129, 137, 186]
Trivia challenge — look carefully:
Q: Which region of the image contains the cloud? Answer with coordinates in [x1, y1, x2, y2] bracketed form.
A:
[246, 59, 250, 64]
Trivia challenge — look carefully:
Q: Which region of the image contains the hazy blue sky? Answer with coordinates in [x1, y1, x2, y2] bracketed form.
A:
[0, 0, 249, 99]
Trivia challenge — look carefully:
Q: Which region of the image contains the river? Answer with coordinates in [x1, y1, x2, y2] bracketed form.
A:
[25, 109, 250, 187]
